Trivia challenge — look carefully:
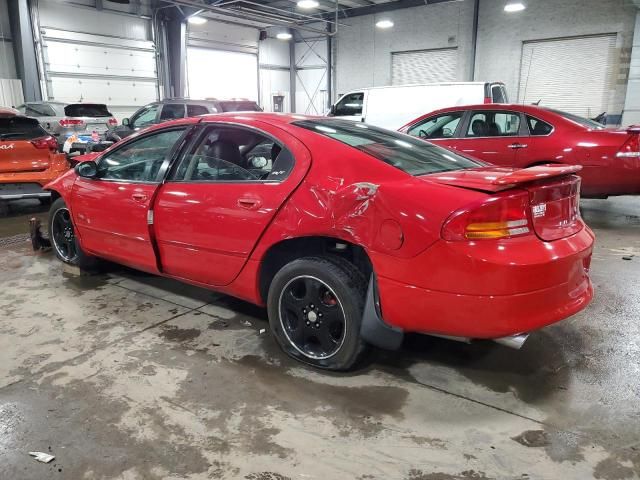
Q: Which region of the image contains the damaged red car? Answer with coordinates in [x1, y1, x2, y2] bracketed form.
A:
[45, 113, 594, 370]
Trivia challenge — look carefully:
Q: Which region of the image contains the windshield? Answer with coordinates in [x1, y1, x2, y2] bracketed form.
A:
[0, 117, 49, 140]
[546, 108, 605, 130]
[218, 101, 262, 112]
[293, 119, 482, 176]
[64, 104, 112, 117]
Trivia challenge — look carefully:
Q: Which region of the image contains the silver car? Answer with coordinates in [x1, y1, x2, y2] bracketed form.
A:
[15, 102, 117, 147]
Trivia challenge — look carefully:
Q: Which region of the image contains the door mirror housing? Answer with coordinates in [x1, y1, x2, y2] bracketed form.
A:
[75, 160, 98, 179]
[122, 118, 130, 127]
[328, 105, 336, 116]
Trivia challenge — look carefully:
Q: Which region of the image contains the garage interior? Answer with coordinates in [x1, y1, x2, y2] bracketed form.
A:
[1, 0, 640, 478]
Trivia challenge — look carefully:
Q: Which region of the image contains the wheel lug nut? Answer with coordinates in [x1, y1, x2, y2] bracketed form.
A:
[306, 321, 310, 326]
[310, 304, 314, 308]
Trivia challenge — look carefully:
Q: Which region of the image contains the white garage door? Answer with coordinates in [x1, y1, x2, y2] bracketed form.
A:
[38, 1, 159, 120]
[186, 48, 258, 101]
[391, 48, 457, 86]
[518, 35, 617, 118]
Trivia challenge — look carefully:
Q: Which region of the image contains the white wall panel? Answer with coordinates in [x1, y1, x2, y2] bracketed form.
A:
[187, 47, 258, 101]
[0, 79, 24, 108]
[622, 11, 640, 126]
[259, 38, 289, 67]
[0, 0, 17, 81]
[188, 21, 259, 54]
[260, 69, 289, 112]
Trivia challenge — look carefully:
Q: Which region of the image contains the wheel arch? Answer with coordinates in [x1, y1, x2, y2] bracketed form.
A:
[258, 236, 373, 304]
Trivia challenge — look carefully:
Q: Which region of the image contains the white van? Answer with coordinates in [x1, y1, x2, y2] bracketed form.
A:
[327, 82, 508, 130]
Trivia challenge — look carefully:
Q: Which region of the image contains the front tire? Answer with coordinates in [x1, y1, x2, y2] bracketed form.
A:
[48, 198, 96, 269]
[267, 256, 367, 370]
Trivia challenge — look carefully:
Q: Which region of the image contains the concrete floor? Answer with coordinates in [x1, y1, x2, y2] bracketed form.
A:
[0, 197, 638, 480]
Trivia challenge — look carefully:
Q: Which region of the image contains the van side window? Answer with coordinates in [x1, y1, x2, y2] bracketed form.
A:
[407, 112, 463, 139]
[526, 116, 553, 136]
[333, 93, 364, 117]
[491, 85, 506, 103]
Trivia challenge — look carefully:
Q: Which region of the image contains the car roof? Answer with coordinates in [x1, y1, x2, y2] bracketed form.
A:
[0, 107, 19, 117]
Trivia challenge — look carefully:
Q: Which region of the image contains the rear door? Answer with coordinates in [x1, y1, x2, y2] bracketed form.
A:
[153, 122, 311, 286]
[0, 117, 51, 173]
[453, 110, 524, 165]
[72, 126, 190, 272]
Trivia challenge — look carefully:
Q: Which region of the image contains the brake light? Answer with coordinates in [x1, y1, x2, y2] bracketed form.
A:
[484, 96, 492, 104]
[31, 136, 59, 151]
[108, 117, 118, 127]
[616, 134, 640, 158]
[59, 118, 85, 128]
[442, 191, 532, 241]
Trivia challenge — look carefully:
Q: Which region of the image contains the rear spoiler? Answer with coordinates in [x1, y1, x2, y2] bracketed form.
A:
[492, 164, 581, 186]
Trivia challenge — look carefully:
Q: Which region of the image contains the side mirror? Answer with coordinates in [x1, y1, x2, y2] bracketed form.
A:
[75, 161, 98, 179]
[122, 118, 130, 127]
[328, 105, 336, 116]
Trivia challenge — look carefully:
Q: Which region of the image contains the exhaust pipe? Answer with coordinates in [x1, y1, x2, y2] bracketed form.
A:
[493, 333, 529, 349]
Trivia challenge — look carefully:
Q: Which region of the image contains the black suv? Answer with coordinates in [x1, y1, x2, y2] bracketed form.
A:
[109, 98, 262, 140]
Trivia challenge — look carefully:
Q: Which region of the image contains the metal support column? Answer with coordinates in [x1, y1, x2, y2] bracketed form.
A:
[326, 23, 332, 109]
[8, 0, 42, 101]
[289, 34, 296, 113]
[469, 0, 479, 81]
[165, 17, 187, 98]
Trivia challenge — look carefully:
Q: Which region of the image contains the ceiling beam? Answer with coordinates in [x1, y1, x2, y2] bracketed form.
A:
[311, 0, 458, 20]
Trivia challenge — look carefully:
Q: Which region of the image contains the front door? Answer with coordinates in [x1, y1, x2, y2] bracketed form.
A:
[153, 123, 310, 286]
[71, 127, 188, 272]
[453, 110, 525, 165]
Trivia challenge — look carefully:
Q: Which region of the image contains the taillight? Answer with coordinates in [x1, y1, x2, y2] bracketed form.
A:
[616, 134, 640, 158]
[108, 117, 118, 127]
[483, 96, 492, 104]
[442, 191, 532, 241]
[31, 136, 59, 151]
[59, 118, 85, 128]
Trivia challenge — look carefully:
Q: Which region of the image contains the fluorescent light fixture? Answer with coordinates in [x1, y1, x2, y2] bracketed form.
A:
[188, 16, 207, 25]
[375, 19, 394, 29]
[276, 32, 292, 40]
[297, 0, 319, 8]
[504, 2, 525, 12]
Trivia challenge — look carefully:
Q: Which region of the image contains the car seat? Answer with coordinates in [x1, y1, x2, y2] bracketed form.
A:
[471, 119, 488, 137]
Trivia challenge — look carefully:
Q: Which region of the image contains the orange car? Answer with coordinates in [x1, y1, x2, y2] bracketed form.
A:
[0, 108, 69, 203]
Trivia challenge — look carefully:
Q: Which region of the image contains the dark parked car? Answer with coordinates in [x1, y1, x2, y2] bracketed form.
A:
[109, 98, 262, 140]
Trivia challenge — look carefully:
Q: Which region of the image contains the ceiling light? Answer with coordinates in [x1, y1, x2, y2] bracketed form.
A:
[297, 0, 319, 8]
[276, 32, 292, 40]
[504, 2, 525, 12]
[375, 19, 394, 29]
[188, 16, 207, 25]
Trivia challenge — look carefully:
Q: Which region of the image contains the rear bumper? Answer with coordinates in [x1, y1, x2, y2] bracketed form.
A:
[369, 227, 595, 340]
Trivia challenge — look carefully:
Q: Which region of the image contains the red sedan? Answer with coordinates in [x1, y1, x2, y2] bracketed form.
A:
[45, 113, 594, 370]
[399, 104, 640, 198]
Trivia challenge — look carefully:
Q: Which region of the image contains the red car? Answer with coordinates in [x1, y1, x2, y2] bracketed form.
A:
[45, 113, 594, 370]
[399, 104, 640, 198]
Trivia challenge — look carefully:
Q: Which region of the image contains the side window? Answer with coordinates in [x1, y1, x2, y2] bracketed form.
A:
[98, 128, 186, 182]
[491, 85, 506, 103]
[131, 105, 159, 129]
[526, 116, 553, 136]
[407, 112, 463, 139]
[187, 104, 210, 116]
[160, 104, 186, 121]
[467, 111, 520, 137]
[171, 127, 294, 183]
[332, 92, 364, 117]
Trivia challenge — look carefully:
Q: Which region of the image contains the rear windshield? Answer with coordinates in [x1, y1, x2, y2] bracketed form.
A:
[218, 101, 262, 112]
[0, 117, 48, 140]
[293, 119, 482, 176]
[546, 108, 604, 130]
[64, 104, 112, 117]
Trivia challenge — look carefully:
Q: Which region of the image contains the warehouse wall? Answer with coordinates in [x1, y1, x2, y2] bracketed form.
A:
[259, 37, 291, 112]
[475, 0, 636, 117]
[0, 0, 17, 79]
[622, 10, 640, 125]
[335, 0, 474, 95]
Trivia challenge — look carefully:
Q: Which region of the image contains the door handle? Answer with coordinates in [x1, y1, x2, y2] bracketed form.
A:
[237, 197, 261, 210]
[508, 143, 528, 149]
[131, 193, 148, 202]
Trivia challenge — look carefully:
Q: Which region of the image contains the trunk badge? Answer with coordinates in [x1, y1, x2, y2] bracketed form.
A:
[0, 144, 15, 150]
[532, 204, 547, 218]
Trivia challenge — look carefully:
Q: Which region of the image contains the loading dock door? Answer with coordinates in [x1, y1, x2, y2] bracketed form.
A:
[391, 48, 457, 85]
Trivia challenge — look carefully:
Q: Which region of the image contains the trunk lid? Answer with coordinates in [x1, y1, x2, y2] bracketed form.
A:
[0, 117, 51, 173]
[426, 164, 583, 241]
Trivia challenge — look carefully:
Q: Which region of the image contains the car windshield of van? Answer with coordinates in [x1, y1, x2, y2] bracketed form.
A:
[293, 119, 482, 176]
[0, 117, 49, 140]
[546, 108, 605, 130]
[64, 104, 112, 117]
[218, 101, 262, 112]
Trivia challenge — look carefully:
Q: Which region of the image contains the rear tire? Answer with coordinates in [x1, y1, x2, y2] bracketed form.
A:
[48, 197, 97, 269]
[267, 256, 367, 371]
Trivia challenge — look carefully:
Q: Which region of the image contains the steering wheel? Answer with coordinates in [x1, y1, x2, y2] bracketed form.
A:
[442, 127, 453, 137]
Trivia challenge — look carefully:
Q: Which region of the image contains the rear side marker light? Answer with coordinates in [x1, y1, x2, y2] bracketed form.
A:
[465, 219, 530, 239]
